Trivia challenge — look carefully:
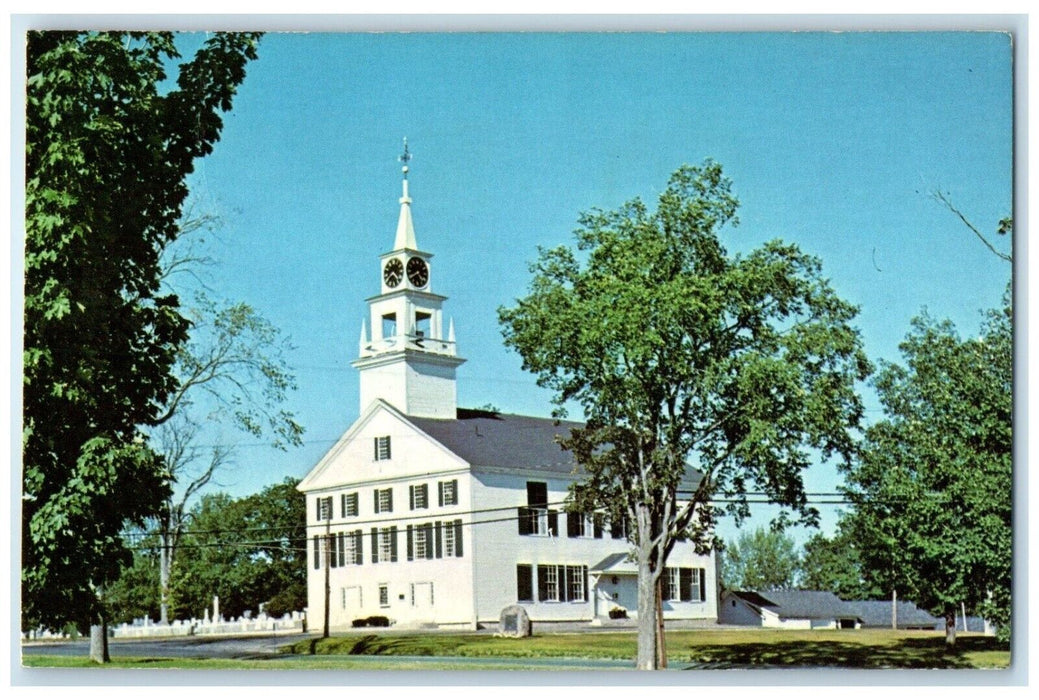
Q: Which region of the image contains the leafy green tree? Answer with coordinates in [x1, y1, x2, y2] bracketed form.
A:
[152, 291, 303, 624]
[721, 527, 800, 591]
[170, 478, 307, 621]
[843, 295, 1012, 646]
[23, 30, 260, 656]
[499, 161, 871, 669]
[799, 526, 881, 600]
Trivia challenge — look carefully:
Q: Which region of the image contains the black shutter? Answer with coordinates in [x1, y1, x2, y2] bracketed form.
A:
[438, 482, 444, 507]
[517, 564, 533, 602]
[371, 528, 379, 563]
[340, 494, 346, 518]
[526, 481, 547, 507]
[355, 530, 363, 564]
[373, 437, 378, 460]
[409, 485, 415, 510]
[699, 568, 706, 602]
[680, 568, 693, 601]
[454, 520, 463, 557]
[584, 566, 590, 602]
[518, 507, 532, 535]
[435, 521, 443, 558]
[390, 526, 398, 562]
[329, 533, 337, 569]
[561, 566, 571, 602]
[387, 489, 393, 513]
[407, 525, 414, 561]
[548, 510, 559, 536]
[424, 523, 435, 559]
[313, 536, 320, 569]
[374, 490, 380, 514]
[567, 511, 580, 538]
[537, 565, 549, 601]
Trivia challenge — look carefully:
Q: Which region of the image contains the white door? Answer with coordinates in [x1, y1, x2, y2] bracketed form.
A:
[411, 582, 434, 615]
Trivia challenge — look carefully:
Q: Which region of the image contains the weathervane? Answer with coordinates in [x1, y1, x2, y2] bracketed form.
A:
[399, 137, 412, 179]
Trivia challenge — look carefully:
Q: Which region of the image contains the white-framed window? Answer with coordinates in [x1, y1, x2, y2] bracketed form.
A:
[566, 565, 586, 602]
[438, 479, 458, 506]
[539, 564, 560, 602]
[371, 526, 398, 563]
[664, 567, 704, 602]
[316, 496, 332, 522]
[342, 492, 358, 518]
[410, 484, 429, 510]
[414, 525, 430, 559]
[343, 530, 363, 565]
[378, 584, 389, 608]
[442, 519, 463, 557]
[537, 564, 588, 603]
[379, 528, 395, 562]
[374, 487, 393, 514]
[373, 435, 391, 461]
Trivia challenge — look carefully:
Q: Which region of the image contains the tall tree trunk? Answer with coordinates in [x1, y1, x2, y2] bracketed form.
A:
[945, 609, 957, 647]
[159, 530, 171, 625]
[89, 616, 109, 663]
[636, 555, 660, 669]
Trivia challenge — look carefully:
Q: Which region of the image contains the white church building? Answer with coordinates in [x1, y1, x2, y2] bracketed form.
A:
[297, 146, 719, 630]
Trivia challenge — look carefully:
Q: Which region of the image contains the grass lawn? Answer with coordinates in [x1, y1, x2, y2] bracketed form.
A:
[22, 628, 1010, 670]
[285, 628, 1008, 670]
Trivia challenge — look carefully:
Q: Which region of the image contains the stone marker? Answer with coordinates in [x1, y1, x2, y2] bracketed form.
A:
[498, 605, 531, 638]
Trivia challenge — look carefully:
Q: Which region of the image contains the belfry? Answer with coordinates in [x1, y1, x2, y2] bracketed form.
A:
[352, 139, 465, 419]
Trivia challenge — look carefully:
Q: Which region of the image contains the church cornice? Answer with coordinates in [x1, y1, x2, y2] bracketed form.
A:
[352, 347, 467, 370]
[366, 289, 448, 304]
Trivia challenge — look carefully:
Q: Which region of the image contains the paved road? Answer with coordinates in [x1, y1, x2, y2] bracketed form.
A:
[21, 633, 640, 670]
[22, 633, 312, 660]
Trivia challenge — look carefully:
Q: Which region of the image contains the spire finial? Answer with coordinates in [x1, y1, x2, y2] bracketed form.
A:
[399, 137, 411, 180]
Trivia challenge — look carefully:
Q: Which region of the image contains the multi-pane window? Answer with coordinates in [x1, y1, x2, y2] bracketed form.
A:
[536, 564, 589, 602]
[379, 584, 389, 607]
[443, 519, 463, 557]
[343, 530, 363, 565]
[567, 512, 603, 539]
[538, 564, 559, 602]
[374, 487, 393, 514]
[342, 492, 358, 518]
[371, 526, 398, 563]
[664, 567, 705, 602]
[410, 484, 429, 510]
[373, 435, 391, 461]
[519, 481, 558, 536]
[379, 528, 395, 562]
[438, 479, 458, 506]
[316, 496, 333, 522]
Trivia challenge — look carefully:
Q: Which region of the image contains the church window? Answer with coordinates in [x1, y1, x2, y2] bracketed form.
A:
[316, 496, 332, 522]
[374, 487, 393, 513]
[373, 436, 391, 461]
[438, 479, 458, 506]
[342, 492, 358, 517]
[409, 484, 429, 510]
[379, 584, 389, 607]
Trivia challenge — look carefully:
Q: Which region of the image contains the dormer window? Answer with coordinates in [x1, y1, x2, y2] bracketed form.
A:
[374, 436, 391, 461]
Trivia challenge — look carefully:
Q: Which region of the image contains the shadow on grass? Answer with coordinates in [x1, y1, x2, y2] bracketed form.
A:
[677, 635, 1004, 669]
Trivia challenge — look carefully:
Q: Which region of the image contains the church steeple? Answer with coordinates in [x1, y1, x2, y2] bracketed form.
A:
[394, 138, 418, 251]
[352, 140, 465, 419]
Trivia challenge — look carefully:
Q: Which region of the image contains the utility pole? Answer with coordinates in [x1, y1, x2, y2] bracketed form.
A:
[323, 516, 331, 638]
[891, 589, 897, 630]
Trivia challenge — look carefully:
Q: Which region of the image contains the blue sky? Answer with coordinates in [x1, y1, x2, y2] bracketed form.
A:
[166, 31, 1012, 545]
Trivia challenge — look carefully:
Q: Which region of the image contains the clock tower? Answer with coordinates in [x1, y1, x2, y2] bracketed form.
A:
[352, 140, 465, 418]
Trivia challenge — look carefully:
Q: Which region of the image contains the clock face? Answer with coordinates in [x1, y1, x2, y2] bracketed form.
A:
[383, 258, 404, 288]
[407, 257, 429, 288]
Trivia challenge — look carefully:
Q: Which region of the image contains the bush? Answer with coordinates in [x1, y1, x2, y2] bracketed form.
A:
[365, 615, 390, 627]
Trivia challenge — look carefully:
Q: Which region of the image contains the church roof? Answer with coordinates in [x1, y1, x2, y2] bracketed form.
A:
[408, 408, 582, 474]
[408, 408, 704, 488]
